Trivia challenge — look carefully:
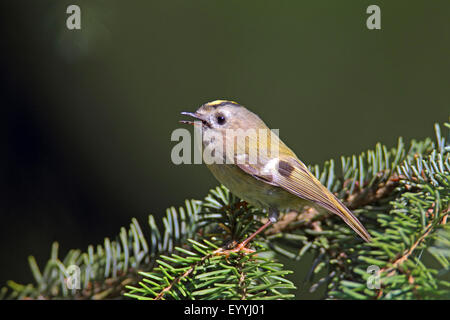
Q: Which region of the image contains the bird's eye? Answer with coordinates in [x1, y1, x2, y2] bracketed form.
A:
[216, 115, 226, 125]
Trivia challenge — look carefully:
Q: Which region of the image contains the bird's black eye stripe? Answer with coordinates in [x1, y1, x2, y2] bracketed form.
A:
[217, 115, 226, 125]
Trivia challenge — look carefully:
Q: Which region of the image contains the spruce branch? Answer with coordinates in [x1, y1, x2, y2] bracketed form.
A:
[125, 239, 296, 300]
[1, 121, 448, 300]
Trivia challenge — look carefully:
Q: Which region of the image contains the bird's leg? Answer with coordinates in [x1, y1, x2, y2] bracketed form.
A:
[237, 209, 278, 249]
[214, 209, 279, 256]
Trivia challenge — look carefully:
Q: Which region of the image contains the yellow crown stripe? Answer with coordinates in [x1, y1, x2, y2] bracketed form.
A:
[206, 100, 240, 107]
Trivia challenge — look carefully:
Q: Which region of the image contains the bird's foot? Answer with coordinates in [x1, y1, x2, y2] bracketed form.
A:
[213, 242, 256, 257]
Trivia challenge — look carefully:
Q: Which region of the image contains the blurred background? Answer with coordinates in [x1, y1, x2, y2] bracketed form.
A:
[1, 0, 448, 298]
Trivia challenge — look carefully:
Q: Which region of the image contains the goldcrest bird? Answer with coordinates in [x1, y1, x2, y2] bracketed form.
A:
[180, 100, 371, 252]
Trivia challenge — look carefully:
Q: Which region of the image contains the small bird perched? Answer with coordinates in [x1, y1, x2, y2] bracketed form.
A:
[181, 100, 371, 252]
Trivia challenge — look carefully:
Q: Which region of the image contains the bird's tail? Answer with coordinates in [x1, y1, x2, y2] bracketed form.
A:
[281, 159, 373, 242]
[317, 190, 372, 243]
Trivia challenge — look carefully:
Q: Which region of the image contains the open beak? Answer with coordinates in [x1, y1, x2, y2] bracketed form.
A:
[180, 112, 209, 127]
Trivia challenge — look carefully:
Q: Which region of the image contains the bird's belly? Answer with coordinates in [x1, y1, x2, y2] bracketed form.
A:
[206, 163, 305, 210]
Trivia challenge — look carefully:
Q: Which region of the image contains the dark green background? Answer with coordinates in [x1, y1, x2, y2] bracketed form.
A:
[1, 1, 448, 298]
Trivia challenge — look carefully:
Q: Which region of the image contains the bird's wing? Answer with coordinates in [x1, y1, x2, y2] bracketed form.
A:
[235, 152, 372, 242]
